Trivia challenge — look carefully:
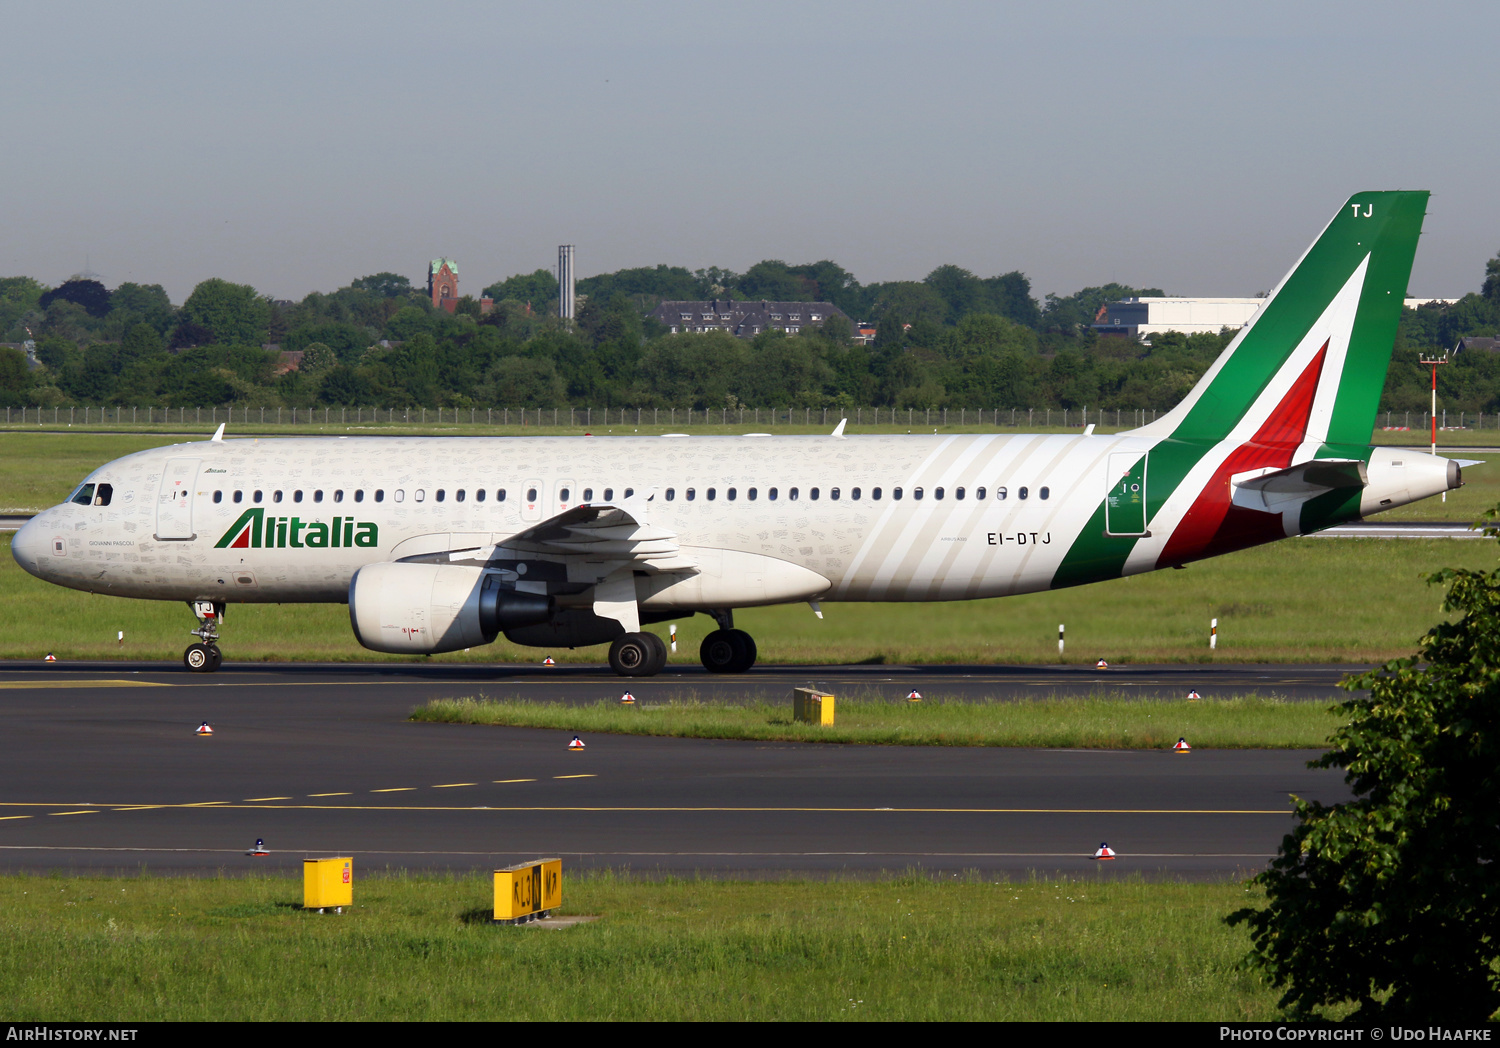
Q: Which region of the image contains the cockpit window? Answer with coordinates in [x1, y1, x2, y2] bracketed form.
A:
[94, 484, 112, 506]
[69, 484, 95, 506]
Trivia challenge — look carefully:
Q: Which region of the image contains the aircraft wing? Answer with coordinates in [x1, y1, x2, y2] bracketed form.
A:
[498, 496, 698, 574]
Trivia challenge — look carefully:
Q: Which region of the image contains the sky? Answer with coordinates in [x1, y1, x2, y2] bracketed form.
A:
[3, 0, 1497, 306]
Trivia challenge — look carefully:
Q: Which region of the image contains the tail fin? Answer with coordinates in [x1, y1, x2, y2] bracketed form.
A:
[1135, 191, 1428, 447]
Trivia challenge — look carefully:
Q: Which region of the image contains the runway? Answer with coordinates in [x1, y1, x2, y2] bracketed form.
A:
[0, 661, 1358, 878]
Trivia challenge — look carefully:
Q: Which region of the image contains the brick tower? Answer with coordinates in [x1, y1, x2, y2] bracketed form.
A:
[428, 258, 458, 313]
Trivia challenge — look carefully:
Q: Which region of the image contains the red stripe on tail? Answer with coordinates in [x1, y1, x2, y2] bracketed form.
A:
[1158, 342, 1327, 566]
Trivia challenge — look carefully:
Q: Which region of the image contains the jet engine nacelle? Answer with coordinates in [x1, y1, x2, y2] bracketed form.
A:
[348, 562, 552, 654]
[1361, 448, 1462, 517]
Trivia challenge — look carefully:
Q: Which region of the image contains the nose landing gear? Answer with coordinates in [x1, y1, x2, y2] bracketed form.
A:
[184, 601, 224, 673]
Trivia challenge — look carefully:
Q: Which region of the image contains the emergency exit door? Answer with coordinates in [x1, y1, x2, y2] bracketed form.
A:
[155, 458, 201, 540]
[1105, 452, 1148, 536]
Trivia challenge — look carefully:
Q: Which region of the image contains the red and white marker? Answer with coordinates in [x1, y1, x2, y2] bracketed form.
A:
[568, 735, 586, 750]
[44, 653, 56, 662]
[1094, 842, 1116, 860]
[196, 722, 213, 736]
[247, 839, 269, 857]
[619, 692, 636, 705]
[669, 624, 677, 653]
[543, 657, 556, 666]
[1187, 689, 1201, 700]
[1173, 737, 1191, 754]
[906, 690, 922, 702]
[1096, 659, 1109, 670]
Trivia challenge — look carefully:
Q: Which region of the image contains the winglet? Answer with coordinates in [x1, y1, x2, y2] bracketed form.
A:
[210, 423, 226, 442]
[831, 418, 847, 438]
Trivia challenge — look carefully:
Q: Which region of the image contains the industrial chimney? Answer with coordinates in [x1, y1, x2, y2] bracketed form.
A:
[558, 244, 576, 319]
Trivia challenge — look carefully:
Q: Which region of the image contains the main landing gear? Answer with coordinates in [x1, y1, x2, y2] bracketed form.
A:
[607, 631, 668, 677]
[699, 610, 757, 674]
[184, 600, 224, 673]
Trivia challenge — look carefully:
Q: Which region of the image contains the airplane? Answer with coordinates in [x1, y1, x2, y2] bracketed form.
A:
[10, 191, 1463, 677]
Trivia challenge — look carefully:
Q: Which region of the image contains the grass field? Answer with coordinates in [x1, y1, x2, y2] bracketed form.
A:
[0, 531, 1489, 665]
[0, 872, 1285, 1021]
[412, 693, 1342, 748]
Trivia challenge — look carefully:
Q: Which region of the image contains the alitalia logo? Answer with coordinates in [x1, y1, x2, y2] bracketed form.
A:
[214, 508, 378, 549]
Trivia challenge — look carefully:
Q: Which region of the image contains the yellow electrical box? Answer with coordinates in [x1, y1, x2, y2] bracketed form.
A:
[494, 857, 562, 923]
[793, 687, 835, 725]
[303, 856, 353, 910]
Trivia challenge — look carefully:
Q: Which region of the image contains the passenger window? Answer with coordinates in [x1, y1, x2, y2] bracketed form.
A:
[294, 490, 303, 503]
[830, 488, 840, 500]
[456, 489, 465, 502]
[809, 488, 819, 500]
[559, 488, 570, 502]
[996, 487, 1008, 501]
[313, 490, 323, 503]
[706, 488, 716, 500]
[727, 488, 737, 501]
[475, 489, 485, 503]
[525, 488, 536, 503]
[768, 488, 778, 501]
[583, 488, 593, 501]
[253, 490, 263, 503]
[914, 487, 925, 500]
[748, 488, 758, 500]
[975, 486, 986, 500]
[415, 489, 425, 502]
[394, 489, 405, 503]
[850, 487, 860, 500]
[603, 488, 613, 501]
[374, 490, 384, 503]
[934, 487, 943, 500]
[354, 490, 364, 503]
[497, 489, 507, 502]
[893, 487, 902, 500]
[333, 490, 343, 503]
[789, 487, 799, 501]
[233, 490, 243, 504]
[686, 488, 696, 501]
[624, 488, 633, 498]
[95, 483, 112, 507]
[213, 491, 223, 504]
[69, 484, 95, 506]
[956, 487, 965, 500]
[1019, 487, 1029, 500]
[666, 489, 676, 501]
[274, 491, 284, 503]
[1040, 486, 1050, 500]
[435, 489, 445, 502]
[872, 487, 882, 500]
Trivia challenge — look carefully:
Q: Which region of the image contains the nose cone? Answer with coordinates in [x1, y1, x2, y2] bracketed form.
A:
[11, 515, 50, 580]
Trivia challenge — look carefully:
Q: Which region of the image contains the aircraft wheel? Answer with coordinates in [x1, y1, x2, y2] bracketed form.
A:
[184, 643, 217, 673]
[642, 632, 668, 675]
[608, 633, 657, 677]
[700, 629, 753, 674]
[206, 645, 223, 672]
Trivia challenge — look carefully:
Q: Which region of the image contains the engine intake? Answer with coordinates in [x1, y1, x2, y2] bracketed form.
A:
[349, 562, 553, 654]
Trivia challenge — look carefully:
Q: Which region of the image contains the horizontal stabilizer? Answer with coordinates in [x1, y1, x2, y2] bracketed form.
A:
[1231, 459, 1367, 513]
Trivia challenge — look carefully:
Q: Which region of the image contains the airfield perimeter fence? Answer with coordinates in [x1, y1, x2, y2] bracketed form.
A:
[0, 405, 1490, 432]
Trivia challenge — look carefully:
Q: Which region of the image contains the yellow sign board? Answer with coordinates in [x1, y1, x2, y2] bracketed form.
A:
[303, 856, 352, 910]
[494, 857, 561, 922]
[793, 687, 835, 725]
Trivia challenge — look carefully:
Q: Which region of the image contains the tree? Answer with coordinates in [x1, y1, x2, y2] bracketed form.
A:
[181, 278, 271, 345]
[350, 273, 414, 298]
[39, 278, 111, 318]
[1229, 523, 1500, 1021]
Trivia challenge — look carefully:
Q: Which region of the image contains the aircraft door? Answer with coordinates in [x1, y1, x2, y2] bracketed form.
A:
[1105, 452, 1148, 536]
[155, 458, 201, 540]
[521, 480, 545, 522]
